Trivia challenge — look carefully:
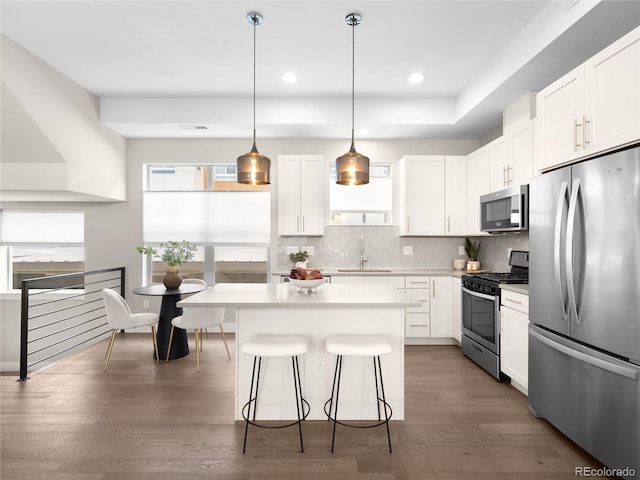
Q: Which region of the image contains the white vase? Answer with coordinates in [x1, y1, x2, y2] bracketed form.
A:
[295, 261, 308, 269]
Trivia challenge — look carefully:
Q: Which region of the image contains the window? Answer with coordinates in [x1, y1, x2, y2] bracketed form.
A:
[141, 164, 271, 284]
[0, 211, 85, 290]
[329, 163, 393, 225]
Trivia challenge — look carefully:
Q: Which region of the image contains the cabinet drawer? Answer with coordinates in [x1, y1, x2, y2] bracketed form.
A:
[501, 290, 528, 314]
[405, 276, 430, 288]
[405, 288, 430, 313]
[405, 313, 430, 338]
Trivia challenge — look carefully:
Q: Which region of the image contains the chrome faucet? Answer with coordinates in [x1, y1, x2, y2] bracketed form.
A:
[359, 235, 368, 270]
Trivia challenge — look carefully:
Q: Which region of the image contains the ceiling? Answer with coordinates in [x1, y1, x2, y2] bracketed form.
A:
[2, 0, 639, 140]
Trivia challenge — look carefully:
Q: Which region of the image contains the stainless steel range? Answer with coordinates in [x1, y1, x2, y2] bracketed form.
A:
[461, 250, 529, 380]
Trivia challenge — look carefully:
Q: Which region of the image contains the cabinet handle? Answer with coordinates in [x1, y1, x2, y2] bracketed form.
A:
[503, 165, 508, 185]
[302, 216, 305, 232]
[504, 298, 523, 305]
[408, 281, 429, 285]
[411, 324, 429, 327]
[574, 118, 583, 151]
[583, 114, 590, 149]
[507, 165, 512, 185]
[447, 216, 451, 233]
[432, 280, 436, 298]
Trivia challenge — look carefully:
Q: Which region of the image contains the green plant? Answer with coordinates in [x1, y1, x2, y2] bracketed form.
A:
[137, 240, 197, 267]
[464, 238, 481, 261]
[288, 250, 309, 264]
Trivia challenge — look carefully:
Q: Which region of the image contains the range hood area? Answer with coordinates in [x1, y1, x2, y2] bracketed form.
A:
[0, 36, 127, 203]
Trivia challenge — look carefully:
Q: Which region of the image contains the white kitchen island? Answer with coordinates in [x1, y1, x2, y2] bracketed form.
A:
[178, 282, 420, 421]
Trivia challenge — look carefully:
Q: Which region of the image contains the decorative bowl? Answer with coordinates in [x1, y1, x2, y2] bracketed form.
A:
[452, 259, 466, 270]
[289, 278, 325, 289]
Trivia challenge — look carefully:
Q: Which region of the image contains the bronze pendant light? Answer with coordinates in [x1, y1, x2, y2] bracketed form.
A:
[336, 13, 369, 186]
[237, 12, 271, 185]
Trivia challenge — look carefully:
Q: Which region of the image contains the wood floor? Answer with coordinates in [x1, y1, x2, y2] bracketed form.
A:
[1, 333, 612, 479]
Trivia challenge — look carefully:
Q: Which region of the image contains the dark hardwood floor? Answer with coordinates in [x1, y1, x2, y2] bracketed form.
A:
[1, 333, 612, 479]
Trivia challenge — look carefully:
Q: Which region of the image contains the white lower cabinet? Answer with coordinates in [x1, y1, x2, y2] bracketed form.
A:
[430, 277, 453, 338]
[404, 276, 430, 338]
[500, 289, 529, 395]
[452, 277, 462, 343]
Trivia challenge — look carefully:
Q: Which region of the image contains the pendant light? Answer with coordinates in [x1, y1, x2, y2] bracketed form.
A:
[237, 12, 271, 185]
[336, 13, 369, 186]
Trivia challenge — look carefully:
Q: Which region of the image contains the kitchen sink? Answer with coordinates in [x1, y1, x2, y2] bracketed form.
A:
[337, 268, 392, 273]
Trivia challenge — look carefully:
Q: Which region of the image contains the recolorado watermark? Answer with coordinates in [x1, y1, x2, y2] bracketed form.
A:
[575, 466, 636, 477]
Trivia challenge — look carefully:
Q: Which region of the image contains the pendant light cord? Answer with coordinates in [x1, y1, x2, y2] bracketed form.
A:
[350, 15, 355, 147]
[252, 15, 257, 145]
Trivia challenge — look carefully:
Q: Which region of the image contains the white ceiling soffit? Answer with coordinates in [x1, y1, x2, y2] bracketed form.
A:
[2, 1, 640, 140]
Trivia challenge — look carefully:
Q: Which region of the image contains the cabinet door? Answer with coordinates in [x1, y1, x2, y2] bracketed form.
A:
[299, 155, 325, 235]
[507, 118, 534, 186]
[445, 156, 466, 235]
[406, 312, 430, 338]
[452, 277, 462, 343]
[401, 156, 445, 235]
[584, 27, 640, 155]
[500, 306, 529, 393]
[535, 67, 584, 172]
[489, 136, 510, 191]
[465, 147, 490, 235]
[277, 155, 302, 235]
[430, 277, 452, 338]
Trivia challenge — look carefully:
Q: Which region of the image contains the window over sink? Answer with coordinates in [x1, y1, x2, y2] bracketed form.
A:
[329, 163, 392, 225]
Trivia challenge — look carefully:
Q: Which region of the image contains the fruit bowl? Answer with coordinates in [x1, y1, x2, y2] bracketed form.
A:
[289, 278, 325, 290]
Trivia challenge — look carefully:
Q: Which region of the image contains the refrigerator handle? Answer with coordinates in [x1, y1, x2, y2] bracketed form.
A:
[554, 181, 569, 322]
[530, 328, 639, 381]
[566, 178, 581, 325]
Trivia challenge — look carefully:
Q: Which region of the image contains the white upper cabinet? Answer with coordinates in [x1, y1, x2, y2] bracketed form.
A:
[277, 155, 326, 236]
[399, 155, 466, 236]
[465, 146, 490, 235]
[489, 136, 510, 192]
[506, 117, 534, 186]
[536, 26, 640, 172]
[399, 155, 445, 235]
[444, 156, 467, 235]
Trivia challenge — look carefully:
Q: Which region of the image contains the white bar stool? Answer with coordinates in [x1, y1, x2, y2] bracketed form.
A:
[324, 334, 393, 453]
[241, 335, 311, 453]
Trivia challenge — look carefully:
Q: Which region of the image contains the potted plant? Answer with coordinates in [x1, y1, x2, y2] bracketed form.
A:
[288, 250, 309, 268]
[464, 237, 481, 271]
[137, 240, 197, 289]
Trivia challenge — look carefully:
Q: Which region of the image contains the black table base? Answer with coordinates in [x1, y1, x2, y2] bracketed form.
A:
[155, 294, 189, 361]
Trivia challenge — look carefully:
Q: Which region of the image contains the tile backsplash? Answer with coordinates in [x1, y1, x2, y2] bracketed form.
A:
[276, 225, 528, 273]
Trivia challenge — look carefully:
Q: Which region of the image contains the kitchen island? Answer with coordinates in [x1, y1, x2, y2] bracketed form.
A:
[178, 282, 420, 421]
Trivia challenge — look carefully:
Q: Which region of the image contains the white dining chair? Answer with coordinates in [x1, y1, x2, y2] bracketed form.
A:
[167, 280, 230, 371]
[102, 288, 159, 372]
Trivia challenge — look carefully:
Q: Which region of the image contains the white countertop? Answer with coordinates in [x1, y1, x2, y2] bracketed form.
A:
[273, 268, 464, 278]
[500, 283, 529, 295]
[178, 282, 422, 308]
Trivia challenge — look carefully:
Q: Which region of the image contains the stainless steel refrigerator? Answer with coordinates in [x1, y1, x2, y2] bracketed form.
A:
[529, 145, 640, 479]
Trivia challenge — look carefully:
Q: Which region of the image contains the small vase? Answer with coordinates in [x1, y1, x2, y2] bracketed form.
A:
[295, 261, 308, 269]
[467, 260, 480, 271]
[163, 265, 182, 289]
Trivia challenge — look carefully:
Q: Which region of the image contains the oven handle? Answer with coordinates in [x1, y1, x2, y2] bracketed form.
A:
[462, 286, 497, 302]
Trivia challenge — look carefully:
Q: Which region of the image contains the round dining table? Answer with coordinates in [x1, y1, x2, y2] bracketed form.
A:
[132, 283, 207, 361]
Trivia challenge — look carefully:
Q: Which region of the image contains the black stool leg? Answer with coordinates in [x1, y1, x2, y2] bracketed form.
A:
[330, 355, 343, 454]
[373, 357, 381, 421]
[327, 353, 341, 421]
[252, 356, 262, 421]
[375, 355, 392, 453]
[242, 357, 262, 453]
[292, 355, 304, 453]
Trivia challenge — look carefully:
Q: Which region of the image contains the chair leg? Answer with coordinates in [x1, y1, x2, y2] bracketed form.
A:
[195, 329, 201, 372]
[373, 357, 381, 421]
[104, 329, 117, 371]
[166, 325, 175, 362]
[243, 355, 259, 454]
[151, 325, 159, 363]
[219, 324, 231, 360]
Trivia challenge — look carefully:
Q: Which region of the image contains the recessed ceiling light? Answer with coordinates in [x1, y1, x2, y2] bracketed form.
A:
[161, 71, 175, 79]
[408, 73, 425, 84]
[282, 72, 298, 83]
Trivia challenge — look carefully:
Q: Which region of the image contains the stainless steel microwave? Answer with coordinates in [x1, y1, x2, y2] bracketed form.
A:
[480, 185, 528, 233]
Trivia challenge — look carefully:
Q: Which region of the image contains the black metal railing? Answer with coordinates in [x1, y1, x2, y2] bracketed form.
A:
[19, 267, 125, 381]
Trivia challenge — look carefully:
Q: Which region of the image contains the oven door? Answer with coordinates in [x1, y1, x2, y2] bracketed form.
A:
[462, 286, 500, 354]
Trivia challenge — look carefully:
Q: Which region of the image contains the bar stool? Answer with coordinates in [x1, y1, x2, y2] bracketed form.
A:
[324, 334, 393, 453]
[241, 335, 311, 453]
